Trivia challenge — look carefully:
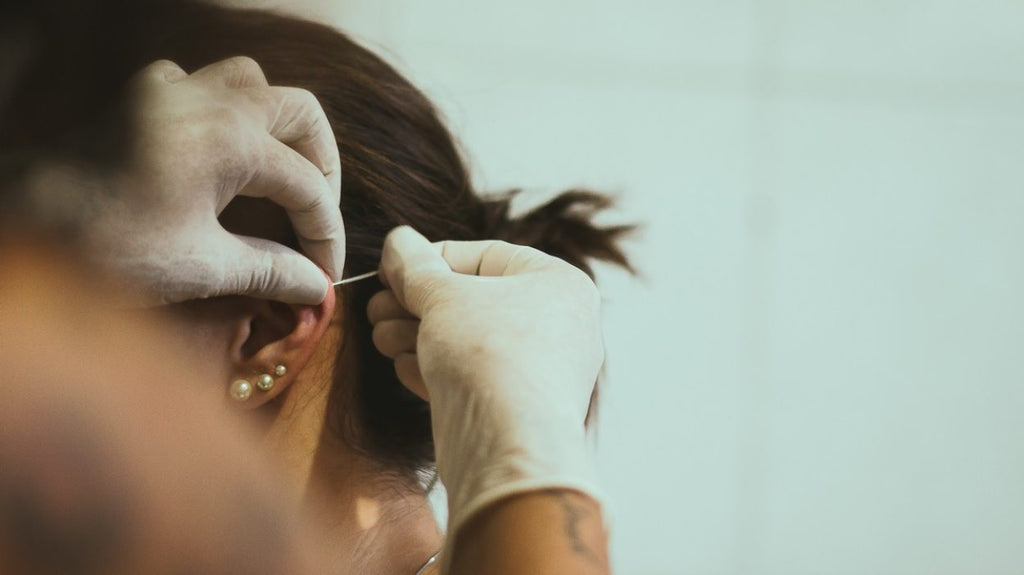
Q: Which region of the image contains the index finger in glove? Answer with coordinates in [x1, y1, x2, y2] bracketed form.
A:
[241, 86, 341, 202]
[237, 86, 344, 281]
[240, 135, 346, 282]
[218, 234, 329, 304]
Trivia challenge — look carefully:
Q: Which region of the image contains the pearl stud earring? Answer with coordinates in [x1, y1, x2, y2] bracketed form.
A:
[230, 379, 253, 402]
[274, 364, 287, 377]
[256, 373, 275, 392]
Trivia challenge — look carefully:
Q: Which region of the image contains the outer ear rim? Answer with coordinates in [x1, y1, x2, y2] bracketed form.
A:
[226, 283, 336, 409]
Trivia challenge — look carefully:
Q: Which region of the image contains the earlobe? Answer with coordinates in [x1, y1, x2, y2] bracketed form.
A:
[226, 285, 336, 408]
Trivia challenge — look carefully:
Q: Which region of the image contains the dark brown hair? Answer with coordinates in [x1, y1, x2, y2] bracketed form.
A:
[9, 0, 634, 485]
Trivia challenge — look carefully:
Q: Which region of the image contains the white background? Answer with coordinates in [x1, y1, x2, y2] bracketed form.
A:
[220, 2, 1024, 573]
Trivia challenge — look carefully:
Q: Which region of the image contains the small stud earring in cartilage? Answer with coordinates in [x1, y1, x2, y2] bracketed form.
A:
[256, 373, 275, 392]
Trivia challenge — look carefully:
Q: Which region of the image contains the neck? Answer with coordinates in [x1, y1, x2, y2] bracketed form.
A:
[261, 324, 441, 575]
[305, 443, 442, 575]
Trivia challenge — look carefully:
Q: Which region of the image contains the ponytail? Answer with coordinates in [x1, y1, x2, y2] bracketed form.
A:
[479, 189, 635, 278]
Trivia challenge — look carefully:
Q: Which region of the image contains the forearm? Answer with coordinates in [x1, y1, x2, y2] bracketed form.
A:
[448, 489, 611, 575]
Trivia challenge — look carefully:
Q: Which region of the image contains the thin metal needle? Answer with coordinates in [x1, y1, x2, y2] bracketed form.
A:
[332, 269, 379, 286]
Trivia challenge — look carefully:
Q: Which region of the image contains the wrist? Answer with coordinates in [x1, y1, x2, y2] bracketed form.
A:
[19, 161, 116, 238]
[433, 403, 602, 533]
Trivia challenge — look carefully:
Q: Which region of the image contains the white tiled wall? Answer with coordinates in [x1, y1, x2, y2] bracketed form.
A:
[230, 2, 1024, 573]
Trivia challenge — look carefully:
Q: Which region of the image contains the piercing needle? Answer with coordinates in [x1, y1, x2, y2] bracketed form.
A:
[332, 269, 378, 286]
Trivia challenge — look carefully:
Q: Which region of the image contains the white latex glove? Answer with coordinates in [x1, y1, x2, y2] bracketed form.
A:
[367, 226, 605, 570]
[26, 57, 344, 305]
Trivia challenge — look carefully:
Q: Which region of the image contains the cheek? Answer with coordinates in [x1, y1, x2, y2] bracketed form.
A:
[160, 301, 245, 386]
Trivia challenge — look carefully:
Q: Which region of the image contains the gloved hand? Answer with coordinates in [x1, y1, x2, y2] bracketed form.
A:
[367, 226, 605, 570]
[26, 57, 344, 305]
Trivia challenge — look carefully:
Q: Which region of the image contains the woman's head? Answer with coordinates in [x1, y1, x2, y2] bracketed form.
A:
[33, 0, 634, 486]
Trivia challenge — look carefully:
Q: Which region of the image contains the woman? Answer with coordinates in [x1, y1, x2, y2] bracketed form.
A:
[14, 1, 633, 573]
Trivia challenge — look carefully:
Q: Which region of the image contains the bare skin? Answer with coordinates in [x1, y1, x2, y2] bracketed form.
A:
[257, 302, 444, 575]
[0, 237, 324, 574]
[0, 236, 444, 575]
[447, 490, 611, 575]
[160, 283, 443, 574]
[0, 231, 612, 574]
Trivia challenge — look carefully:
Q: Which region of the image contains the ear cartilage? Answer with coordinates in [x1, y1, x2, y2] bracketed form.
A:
[332, 270, 378, 287]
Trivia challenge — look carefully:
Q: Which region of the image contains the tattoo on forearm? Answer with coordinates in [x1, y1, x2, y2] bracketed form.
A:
[543, 490, 604, 566]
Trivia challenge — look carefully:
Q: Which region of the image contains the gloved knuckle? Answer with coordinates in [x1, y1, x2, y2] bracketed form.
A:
[139, 59, 179, 82]
[319, 212, 344, 239]
[277, 88, 322, 131]
[222, 56, 264, 83]
[582, 275, 602, 309]
[298, 190, 327, 215]
[245, 255, 277, 294]
[291, 87, 320, 108]
[557, 261, 597, 298]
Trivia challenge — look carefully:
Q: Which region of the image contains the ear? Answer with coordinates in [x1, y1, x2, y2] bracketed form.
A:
[224, 286, 336, 408]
